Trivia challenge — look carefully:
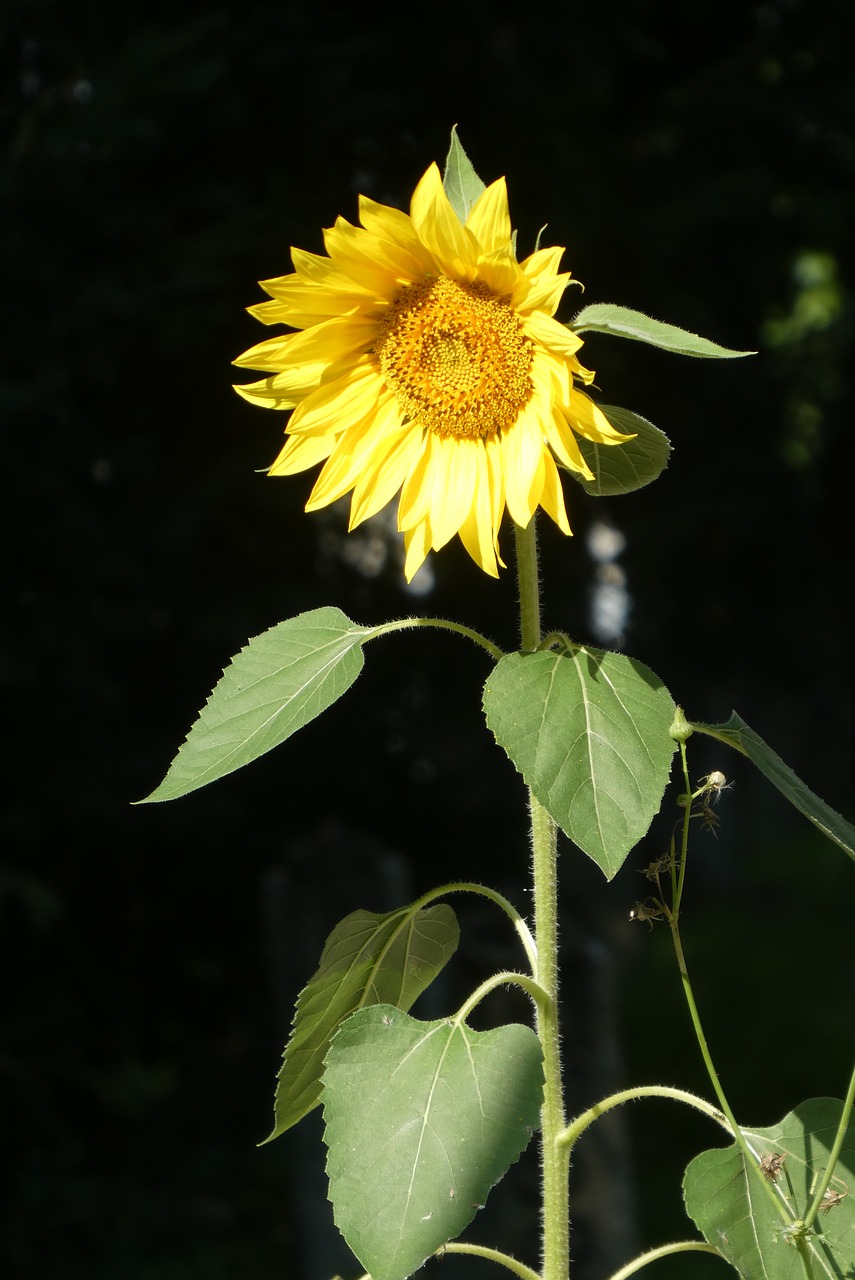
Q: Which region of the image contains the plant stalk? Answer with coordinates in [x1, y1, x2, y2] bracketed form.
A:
[515, 518, 569, 1280]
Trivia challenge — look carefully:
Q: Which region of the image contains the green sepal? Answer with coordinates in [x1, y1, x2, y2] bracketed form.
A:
[570, 303, 755, 358]
[691, 712, 855, 862]
[571, 404, 671, 495]
[137, 607, 372, 803]
[483, 646, 677, 879]
[443, 125, 486, 224]
[263, 902, 460, 1142]
[323, 1005, 543, 1280]
[684, 1098, 855, 1279]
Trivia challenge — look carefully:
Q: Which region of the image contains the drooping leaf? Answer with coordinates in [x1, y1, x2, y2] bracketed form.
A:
[323, 1005, 543, 1280]
[264, 904, 460, 1142]
[571, 405, 671, 495]
[684, 1098, 855, 1280]
[691, 712, 855, 862]
[138, 607, 372, 802]
[570, 303, 755, 358]
[483, 647, 676, 879]
[443, 125, 486, 224]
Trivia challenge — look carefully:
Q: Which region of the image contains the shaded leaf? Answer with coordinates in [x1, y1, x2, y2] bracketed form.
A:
[264, 904, 460, 1142]
[571, 303, 754, 358]
[443, 125, 486, 224]
[324, 1005, 543, 1280]
[139, 607, 371, 802]
[483, 647, 676, 879]
[684, 1098, 855, 1280]
[572, 404, 671, 495]
[691, 712, 855, 862]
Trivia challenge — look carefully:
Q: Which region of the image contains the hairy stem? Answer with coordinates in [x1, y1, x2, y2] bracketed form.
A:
[515, 518, 569, 1280]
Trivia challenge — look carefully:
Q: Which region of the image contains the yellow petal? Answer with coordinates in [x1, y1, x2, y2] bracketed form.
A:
[348, 411, 424, 528]
[268, 431, 335, 476]
[410, 164, 478, 280]
[500, 408, 546, 528]
[427, 434, 478, 551]
[402, 517, 432, 582]
[521, 310, 584, 359]
[466, 178, 512, 256]
[568, 388, 635, 444]
[535, 450, 573, 535]
[305, 393, 403, 510]
[397, 431, 435, 531]
[233, 376, 300, 410]
[457, 442, 500, 576]
[287, 357, 383, 436]
[358, 195, 437, 275]
[544, 408, 594, 479]
[249, 279, 384, 329]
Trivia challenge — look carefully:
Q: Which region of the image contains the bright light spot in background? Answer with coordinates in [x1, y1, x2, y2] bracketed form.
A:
[586, 519, 631, 645]
[321, 500, 436, 595]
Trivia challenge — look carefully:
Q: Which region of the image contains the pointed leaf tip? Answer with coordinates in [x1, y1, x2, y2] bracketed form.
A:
[263, 903, 460, 1142]
[572, 405, 671, 496]
[324, 1006, 543, 1280]
[443, 126, 486, 224]
[571, 304, 755, 358]
[137, 607, 372, 803]
[690, 711, 855, 862]
[483, 646, 676, 879]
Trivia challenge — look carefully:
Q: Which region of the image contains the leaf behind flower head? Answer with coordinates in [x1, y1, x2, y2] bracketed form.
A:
[571, 405, 671, 495]
[570, 303, 755, 358]
[443, 126, 487, 224]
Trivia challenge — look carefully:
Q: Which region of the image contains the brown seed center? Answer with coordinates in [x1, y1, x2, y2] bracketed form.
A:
[375, 276, 533, 440]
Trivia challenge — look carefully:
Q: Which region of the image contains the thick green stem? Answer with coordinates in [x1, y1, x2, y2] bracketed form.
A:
[515, 518, 569, 1280]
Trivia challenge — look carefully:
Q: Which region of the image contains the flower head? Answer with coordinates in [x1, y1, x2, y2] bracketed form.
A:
[234, 163, 630, 580]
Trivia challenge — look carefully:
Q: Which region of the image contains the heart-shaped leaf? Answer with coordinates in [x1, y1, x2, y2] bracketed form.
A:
[323, 1005, 543, 1280]
[572, 405, 671, 496]
[483, 647, 676, 878]
[684, 1098, 855, 1280]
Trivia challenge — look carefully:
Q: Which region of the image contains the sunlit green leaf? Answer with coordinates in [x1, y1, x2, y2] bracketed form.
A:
[443, 125, 486, 224]
[691, 712, 855, 862]
[684, 1098, 855, 1280]
[324, 1005, 543, 1280]
[483, 647, 676, 879]
[571, 405, 671, 495]
[138, 607, 371, 802]
[263, 904, 459, 1142]
[570, 303, 754, 358]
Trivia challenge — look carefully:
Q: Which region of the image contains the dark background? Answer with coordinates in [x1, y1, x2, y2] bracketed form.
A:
[4, 1, 854, 1277]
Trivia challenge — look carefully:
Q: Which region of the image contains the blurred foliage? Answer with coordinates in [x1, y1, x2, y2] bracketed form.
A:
[3, 0, 854, 1276]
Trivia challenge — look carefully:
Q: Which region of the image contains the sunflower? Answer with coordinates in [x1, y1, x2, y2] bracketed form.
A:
[234, 162, 630, 580]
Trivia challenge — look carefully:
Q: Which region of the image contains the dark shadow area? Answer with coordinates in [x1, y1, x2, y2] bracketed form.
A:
[4, 0, 854, 1276]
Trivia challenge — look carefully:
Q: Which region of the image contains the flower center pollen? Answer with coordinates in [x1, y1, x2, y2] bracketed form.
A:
[376, 276, 533, 440]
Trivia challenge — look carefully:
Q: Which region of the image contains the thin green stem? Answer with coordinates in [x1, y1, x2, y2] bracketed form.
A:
[440, 1242, 542, 1280]
[414, 881, 537, 973]
[365, 616, 504, 661]
[453, 970, 550, 1024]
[515, 518, 569, 1280]
[605, 1241, 722, 1280]
[559, 1085, 730, 1151]
[670, 745, 790, 1224]
[804, 1056, 855, 1228]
